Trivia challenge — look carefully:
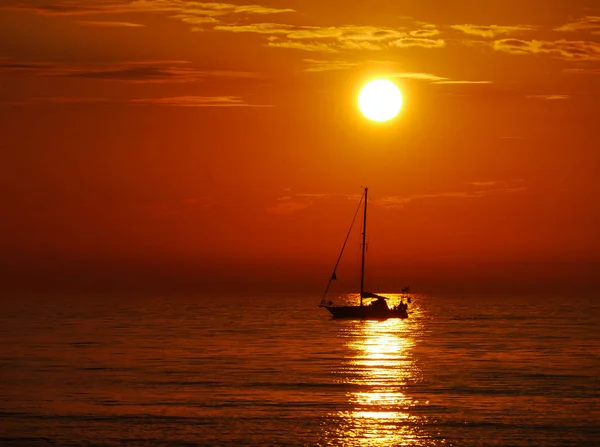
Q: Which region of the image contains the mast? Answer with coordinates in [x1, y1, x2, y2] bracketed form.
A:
[319, 192, 365, 305]
[360, 187, 368, 306]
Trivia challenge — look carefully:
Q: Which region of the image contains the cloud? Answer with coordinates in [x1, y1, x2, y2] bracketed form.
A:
[214, 23, 294, 34]
[216, 23, 445, 52]
[452, 24, 537, 38]
[301, 60, 493, 84]
[1, 94, 272, 108]
[468, 181, 504, 188]
[232, 5, 294, 15]
[0, 62, 56, 72]
[2, 1, 294, 29]
[172, 15, 218, 27]
[0, 59, 260, 83]
[266, 196, 313, 215]
[409, 28, 440, 38]
[1, 2, 118, 16]
[289, 25, 407, 43]
[434, 80, 492, 84]
[130, 95, 272, 107]
[266, 192, 360, 215]
[75, 21, 145, 27]
[268, 41, 339, 53]
[564, 67, 600, 75]
[390, 38, 445, 49]
[393, 71, 491, 84]
[0, 96, 108, 106]
[296, 193, 360, 200]
[526, 94, 570, 100]
[391, 72, 448, 81]
[555, 16, 600, 33]
[268, 36, 445, 53]
[173, 4, 294, 29]
[266, 183, 526, 214]
[302, 59, 361, 72]
[494, 39, 600, 61]
[4, 3, 444, 52]
[68, 66, 187, 81]
[468, 180, 524, 188]
[379, 181, 526, 209]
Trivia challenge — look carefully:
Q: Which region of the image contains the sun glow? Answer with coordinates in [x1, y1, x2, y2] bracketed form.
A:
[358, 79, 403, 122]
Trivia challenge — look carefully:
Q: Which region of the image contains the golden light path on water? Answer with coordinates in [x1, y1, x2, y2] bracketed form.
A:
[323, 294, 434, 446]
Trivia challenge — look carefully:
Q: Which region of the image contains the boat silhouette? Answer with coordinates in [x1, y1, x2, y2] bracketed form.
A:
[319, 187, 410, 319]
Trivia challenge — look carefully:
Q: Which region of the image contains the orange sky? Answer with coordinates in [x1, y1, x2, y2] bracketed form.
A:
[1, 1, 599, 294]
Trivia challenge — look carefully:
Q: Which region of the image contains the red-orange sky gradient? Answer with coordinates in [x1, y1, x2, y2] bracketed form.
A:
[1, 1, 599, 294]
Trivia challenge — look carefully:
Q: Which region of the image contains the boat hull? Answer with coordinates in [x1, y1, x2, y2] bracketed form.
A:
[324, 305, 408, 320]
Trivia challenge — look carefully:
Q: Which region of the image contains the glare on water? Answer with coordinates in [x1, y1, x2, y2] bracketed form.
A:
[324, 307, 436, 446]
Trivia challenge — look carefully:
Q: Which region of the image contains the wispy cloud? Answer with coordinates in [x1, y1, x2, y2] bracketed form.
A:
[268, 40, 338, 53]
[266, 196, 313, 215]
[564, 67, 600, 75]
[1, 1, 295, 29]
[391, 72, 448, 81]
[555, 16, 600, 33]
[130, 95, 272, 107]
[3, 3, 446, 53]
[494, 39, 600, 61]
[266, 192, 360, 215]
[379, 181, 526, 209]
[434, 80, 492, 85]
[302, 59, 361, 72]
[300, 59, 492, 84]
[452, 24, 537, 38]
[63, 66, 253, 82]
[301, 61, 492, 84]
[526, 94, 570, 100]
[214, 23, 294, 34]
[266, 183, 526, 214]
[2, 2, 117, 16]
[296, 193, 361, 200]
[0, 96, 108, 106]
[409, 28, 440, 38]
[2, 1, 295, 16]
[0, 59, 260, 83]
[468, 179, 525, 188]
[391, 37, 445, 49]
[75, 20, 145, 27]
[394, 72, 491, 84]
[229, 5, 294, 15]
[216, 23, 445, 52]
[1, 95, 272, 108]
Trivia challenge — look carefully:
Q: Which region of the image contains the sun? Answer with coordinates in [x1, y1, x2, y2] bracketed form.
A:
[358, 79, 403, 122]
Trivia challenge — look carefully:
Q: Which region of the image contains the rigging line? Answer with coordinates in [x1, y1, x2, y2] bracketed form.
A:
[320, 190, 365, 302]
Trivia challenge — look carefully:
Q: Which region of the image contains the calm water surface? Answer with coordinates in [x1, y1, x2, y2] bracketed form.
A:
[1, 293, 599, 446]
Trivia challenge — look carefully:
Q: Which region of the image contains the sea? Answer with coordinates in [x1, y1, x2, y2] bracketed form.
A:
[1, 292, 599, 446]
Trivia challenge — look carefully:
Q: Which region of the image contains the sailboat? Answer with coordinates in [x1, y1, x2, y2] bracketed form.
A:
[319, 187, 410, 319]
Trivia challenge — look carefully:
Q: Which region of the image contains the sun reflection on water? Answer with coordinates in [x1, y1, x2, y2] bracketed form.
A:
[324, 301, 431, 446]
